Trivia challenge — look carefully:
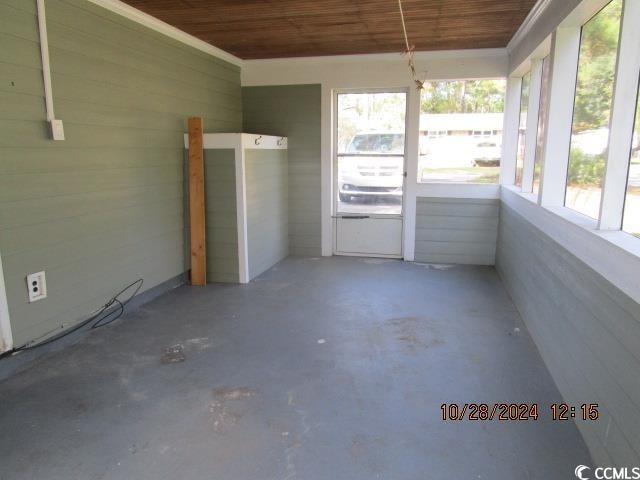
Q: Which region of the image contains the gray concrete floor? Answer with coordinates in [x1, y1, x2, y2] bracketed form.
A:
[0, 257, 591, 480]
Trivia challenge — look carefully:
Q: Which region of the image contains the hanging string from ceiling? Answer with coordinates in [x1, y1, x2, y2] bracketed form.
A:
[398, 0, 426, 90]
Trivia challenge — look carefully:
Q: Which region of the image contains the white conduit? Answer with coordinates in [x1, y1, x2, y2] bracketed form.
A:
[36, 0, 64, 139]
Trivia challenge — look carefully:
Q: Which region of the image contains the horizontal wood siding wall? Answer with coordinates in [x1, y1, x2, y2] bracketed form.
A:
[497, 204, 640, 465]
[203, 149, 239, 283]
[242, 85, 322, 257]
[414, 197, 499, 265]
[0, 0, 241, 346]
[245, 149, 288, 280]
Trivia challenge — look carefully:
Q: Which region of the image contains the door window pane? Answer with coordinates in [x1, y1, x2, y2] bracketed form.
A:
[622, 83, 640, 237]
[565, 0, 622, 218]
[533, 56, 551, 195]
[337, 92, 406, 215]
[515, 72, 531, 187]
[418, 80, 505, 184]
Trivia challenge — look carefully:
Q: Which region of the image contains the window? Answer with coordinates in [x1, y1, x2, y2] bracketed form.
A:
[565, 0, 623, 219]
[533, 57, 551, 195]
[336, 91, 406, 215]
[418, 79, 505, 184]
[622, 83, 640, 237]
[515, 72, 531, 187]
[425, 130, 448, 139]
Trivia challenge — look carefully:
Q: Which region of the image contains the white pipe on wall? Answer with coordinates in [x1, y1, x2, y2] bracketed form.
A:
[36, 0, 64, 140]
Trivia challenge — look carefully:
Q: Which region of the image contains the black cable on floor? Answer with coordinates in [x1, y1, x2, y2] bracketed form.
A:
[7, 278, 144, 354]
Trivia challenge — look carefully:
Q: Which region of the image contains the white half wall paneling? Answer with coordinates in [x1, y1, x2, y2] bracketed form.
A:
[501, 185, 640, 306]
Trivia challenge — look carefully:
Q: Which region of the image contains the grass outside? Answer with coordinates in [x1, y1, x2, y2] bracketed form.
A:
[420, 166, 500, 184]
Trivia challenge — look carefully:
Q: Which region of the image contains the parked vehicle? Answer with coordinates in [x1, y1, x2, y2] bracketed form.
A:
[339, 132, 404, 203]
[473, 140, 501, 167]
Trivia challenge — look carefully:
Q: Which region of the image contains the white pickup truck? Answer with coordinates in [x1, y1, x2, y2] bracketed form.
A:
[338, 132, 405, 203]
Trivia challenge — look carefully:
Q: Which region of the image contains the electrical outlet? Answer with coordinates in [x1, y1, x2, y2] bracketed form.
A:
[26, 271, 47, 303]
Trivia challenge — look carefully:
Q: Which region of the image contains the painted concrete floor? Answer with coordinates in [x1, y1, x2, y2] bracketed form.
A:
[0, 257, 591, 480]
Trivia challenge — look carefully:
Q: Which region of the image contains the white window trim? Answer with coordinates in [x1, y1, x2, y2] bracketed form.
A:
[182, 133, 287, 283]
[599, 0, 640, 230]
[416, 78, 507, 188]
[501, 77, 523, 184]
[501, 0, 640, 295]
[522, 59, 545, 192]
[403, 86, 421, 261]
[0, 251, 13, 353]
[502, 185, 640, 304]
[87, 0, 242, 66]
[538, 26, 581, 207]
[415, 183, 500, 199]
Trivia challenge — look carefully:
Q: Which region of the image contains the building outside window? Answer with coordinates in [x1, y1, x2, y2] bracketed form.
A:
[418, 79, 505, 184]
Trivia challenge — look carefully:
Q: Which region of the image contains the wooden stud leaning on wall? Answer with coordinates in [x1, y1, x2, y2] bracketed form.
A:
[188, 117, 206, 286]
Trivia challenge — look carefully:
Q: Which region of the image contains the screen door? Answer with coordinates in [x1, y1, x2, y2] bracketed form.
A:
[334, 90, 407, 257]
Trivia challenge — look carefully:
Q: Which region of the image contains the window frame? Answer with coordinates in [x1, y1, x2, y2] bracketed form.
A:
[515, 70, 532, 187]
[598, 0, 640, 231]
[563, 0, 624, 220]
[502, 0, 640, 253]
[621, 80, 640, 236]
[532, 56, 552, 196]
[417, 78, 507, 185]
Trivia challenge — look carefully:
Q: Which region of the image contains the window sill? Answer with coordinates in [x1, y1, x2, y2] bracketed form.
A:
[415, 182, 500, 199]
[502, 185, 539, 204]
[502, 184, 640, 256]
[500, 185, 640, 304]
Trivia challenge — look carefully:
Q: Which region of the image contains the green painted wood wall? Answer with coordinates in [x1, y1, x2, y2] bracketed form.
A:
[497, 205, 640, 465]
[242, 85, 322, 257]
[203, 149, 239, 283]
[245, 148, 288, 280]
[415, 197, 499, 265]
[0, 0, 241, 346]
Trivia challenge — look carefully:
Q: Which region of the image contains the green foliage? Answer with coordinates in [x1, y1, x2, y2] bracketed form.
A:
[337, 92, 406, 151]
[568, 149, 606, 187]
[420, 80, 505, 114]
[572, 0, 622, 132]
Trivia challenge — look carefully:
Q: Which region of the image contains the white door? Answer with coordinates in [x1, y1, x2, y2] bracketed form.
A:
[334, 90, 407, 257]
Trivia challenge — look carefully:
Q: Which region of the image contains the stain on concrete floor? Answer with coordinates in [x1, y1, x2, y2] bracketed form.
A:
[0, 256, 591, 480]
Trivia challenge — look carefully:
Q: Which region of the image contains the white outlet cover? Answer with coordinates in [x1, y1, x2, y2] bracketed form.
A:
[26, 271, 47, 302]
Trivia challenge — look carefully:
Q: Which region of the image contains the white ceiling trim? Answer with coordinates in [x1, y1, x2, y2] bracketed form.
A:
[506, 0, 553, 53]
[243, 48, 508, 67]
[85, 0, 243, 67]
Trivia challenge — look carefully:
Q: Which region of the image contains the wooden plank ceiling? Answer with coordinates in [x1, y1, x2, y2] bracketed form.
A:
[123, 0, 537, 59]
